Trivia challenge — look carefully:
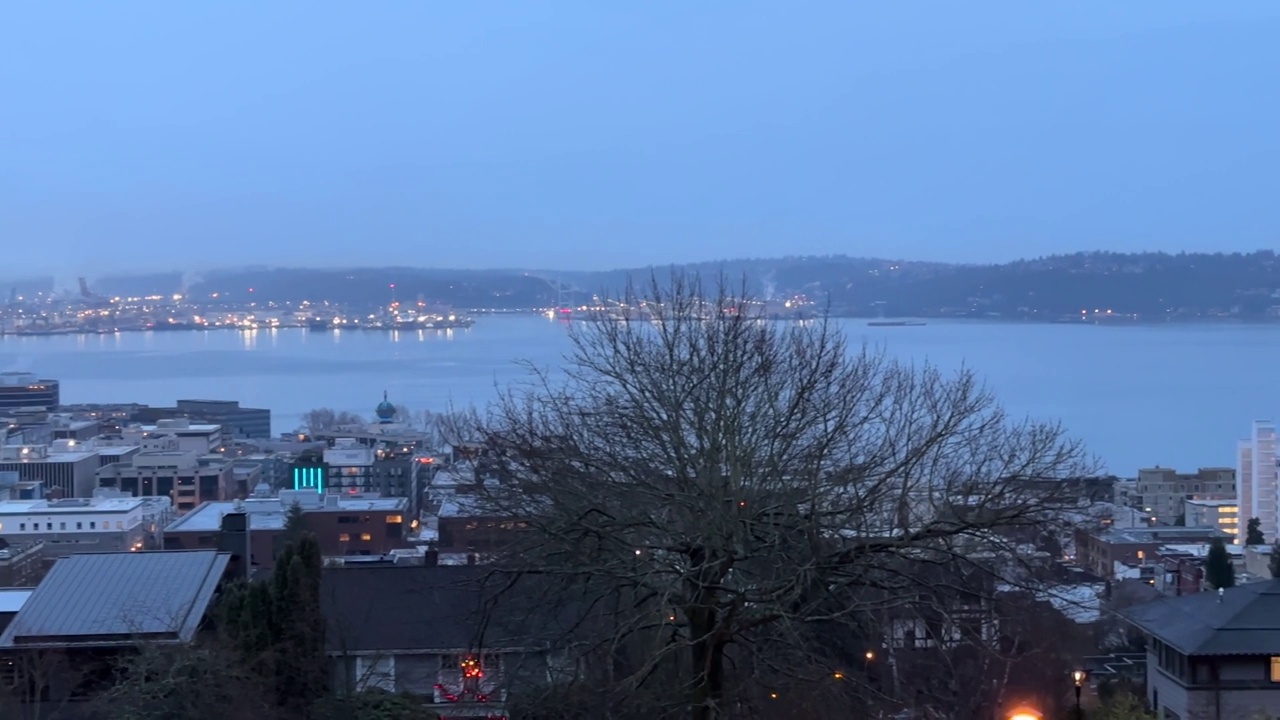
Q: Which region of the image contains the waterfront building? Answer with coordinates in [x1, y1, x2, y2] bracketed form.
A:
[1134, 466, 1235, 525]
[1238, 421, 1279, 545]
[132, 399, 270, 439]
[0, 373, 58, 412]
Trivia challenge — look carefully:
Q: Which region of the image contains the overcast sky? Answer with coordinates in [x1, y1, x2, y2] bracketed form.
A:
[3, 2, 1279, 276]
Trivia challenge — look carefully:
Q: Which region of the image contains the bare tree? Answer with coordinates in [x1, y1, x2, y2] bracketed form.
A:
[298, 407, 366, 433]
[476, 275, 1091, 720]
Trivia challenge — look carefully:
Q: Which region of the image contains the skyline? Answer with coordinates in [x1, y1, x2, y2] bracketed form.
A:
[4, 2, 1280, 275]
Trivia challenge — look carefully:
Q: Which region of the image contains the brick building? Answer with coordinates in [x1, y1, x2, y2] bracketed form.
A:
[163, 490, 412, 572]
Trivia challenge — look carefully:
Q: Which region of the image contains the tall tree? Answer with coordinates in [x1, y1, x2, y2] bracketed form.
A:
[1205, 538, 1236, 589]
[1246, 517, 1266, 545]
[221, 531, 327, 714]
[478, 275, 1090, 720]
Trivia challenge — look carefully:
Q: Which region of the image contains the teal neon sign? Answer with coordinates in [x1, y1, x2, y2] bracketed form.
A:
[292, 466, 325, 494]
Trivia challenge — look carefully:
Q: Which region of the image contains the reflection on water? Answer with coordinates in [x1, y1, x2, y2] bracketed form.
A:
[1, 317, 1277, 473]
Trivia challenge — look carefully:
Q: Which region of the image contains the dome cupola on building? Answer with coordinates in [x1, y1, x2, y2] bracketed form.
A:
[375, 391, 397, 423]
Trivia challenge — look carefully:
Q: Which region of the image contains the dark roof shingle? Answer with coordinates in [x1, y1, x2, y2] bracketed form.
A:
[1119, 578, 1280, 656]
[321, 564, 567, 654]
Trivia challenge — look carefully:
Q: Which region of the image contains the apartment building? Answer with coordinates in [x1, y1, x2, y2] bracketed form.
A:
[1135, 466, 1235, 525]
[1239, 420, 1279, 544]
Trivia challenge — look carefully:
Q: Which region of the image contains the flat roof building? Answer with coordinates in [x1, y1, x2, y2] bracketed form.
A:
[165, 491, 411, 571]
[0, 441, 106, 498]
[96, 450, 234, 515]
[0, 373, 59, 412]
[0, 494, 172, 553]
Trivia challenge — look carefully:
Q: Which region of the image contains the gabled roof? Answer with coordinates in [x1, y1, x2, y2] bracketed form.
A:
[0, 550, 230, 649]
[322, 565, 569, 654]
[1119, 579, 1280, 656]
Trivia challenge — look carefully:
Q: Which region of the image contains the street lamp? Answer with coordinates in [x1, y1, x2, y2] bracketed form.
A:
[1072, 670, 1087, 718]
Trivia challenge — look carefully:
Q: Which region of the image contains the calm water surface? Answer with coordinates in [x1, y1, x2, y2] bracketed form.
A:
[0, 317, 1270, 474]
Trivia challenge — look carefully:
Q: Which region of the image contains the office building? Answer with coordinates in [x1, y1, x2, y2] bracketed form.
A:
[96, 451, 234, 514]
[0, 495, 171, 552]
[1239, 421, 1279, 543]
[136, 419, 224, 454]
[0, 373, 58, 412]
[132, 400, 270, 439]
[1135, 466, 1235, 524]
[0, 440, 105, 498]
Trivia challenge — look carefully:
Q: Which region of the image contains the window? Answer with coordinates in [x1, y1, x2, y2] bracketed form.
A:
[76, 522, 82, 530]
[59, 522, 66, 530]
[338, 533, 350, 542]
[18, 524, 24, 532]
[360, 533, 372, 542]
[386, 515, 403, 524]
[1271, 657, 1280, 683]
[89, 521, 96, 529]
[337, 516, 358, 524]
[116, 521, 123, 530]
[46, 523, 52, 531]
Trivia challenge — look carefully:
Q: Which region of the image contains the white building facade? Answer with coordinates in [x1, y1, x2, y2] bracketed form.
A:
[1238, 421, 1278, 542]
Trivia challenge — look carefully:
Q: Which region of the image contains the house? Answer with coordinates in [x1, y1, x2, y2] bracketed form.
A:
[322, 564, 564, 718]
[0, 550, 231, 706]
[1120, 578, 1280, 719]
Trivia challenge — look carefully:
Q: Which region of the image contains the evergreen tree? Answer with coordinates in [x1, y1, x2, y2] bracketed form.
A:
[1205, 537, 1236, 590]
[220, 530, 327, 714]
[1270, 541, 1280, 579]
[1247, 517, 1266, 545]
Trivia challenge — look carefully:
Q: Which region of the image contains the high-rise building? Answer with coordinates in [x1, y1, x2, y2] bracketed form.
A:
[0, 373, 59, 412]
[1238, 421, 1278, 542]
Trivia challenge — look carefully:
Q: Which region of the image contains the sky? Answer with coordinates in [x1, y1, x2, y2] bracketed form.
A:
[3, 2, 1280, 276]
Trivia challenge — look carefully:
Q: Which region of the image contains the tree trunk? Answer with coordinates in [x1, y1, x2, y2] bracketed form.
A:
[689, 607, 727, 720]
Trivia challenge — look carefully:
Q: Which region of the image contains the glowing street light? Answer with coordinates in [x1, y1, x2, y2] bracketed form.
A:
[1007, 707, 1042, 720]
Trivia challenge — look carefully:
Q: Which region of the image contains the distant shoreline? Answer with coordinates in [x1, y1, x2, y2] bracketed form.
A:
[3, 313, 1279, 338]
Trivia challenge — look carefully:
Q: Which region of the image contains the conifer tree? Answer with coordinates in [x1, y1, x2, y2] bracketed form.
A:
[1205, 537, 1236, 589]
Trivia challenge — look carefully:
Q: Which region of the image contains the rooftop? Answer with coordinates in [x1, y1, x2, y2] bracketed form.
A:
[0, 551, 229, 648]
[1092, 526, 1231, 544]
[1184, 498, 1239, 508]
[0, 497, 148, 515]
[0, 449, 99, 464]
[1121, 579, 1280, 656]
[166, 495, 407, 533]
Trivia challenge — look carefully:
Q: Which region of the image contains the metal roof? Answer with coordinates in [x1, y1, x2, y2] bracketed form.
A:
[1120, 578, 1280, 656]
[0, 589, 33, 614]
[0, 550, 229, 648]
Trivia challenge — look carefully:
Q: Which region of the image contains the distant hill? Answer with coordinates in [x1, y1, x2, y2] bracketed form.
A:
[18, 251, 1280, 320]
